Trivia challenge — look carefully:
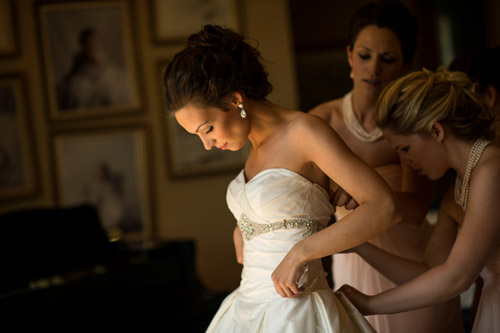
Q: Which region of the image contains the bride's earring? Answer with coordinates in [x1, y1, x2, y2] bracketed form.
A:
[238, 102, 247, 118]
[350, 70, 354, 79]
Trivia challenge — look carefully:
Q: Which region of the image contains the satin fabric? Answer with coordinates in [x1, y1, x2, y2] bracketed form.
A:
[206, 168, 375, 332]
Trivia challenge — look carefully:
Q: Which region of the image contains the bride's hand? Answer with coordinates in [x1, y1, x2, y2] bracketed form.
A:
[338, 284, 372, 315]
[233, 226, 244, 264]
[271, 246, 306, 297]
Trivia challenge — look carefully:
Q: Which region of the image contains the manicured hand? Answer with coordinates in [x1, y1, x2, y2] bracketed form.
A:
[271, 247, 306, 297]
[332, 186, 359, 210]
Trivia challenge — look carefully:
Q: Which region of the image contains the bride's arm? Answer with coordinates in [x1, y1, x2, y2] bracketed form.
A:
[271, 114, 402, 297]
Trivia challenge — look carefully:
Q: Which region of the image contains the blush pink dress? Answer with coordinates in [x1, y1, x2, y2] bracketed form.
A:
[333, 164, 464, 333]
[472, 247, 500, 332]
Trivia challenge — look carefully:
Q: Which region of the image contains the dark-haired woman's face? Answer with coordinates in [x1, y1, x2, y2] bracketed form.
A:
[348, 25, 406, 97]
[174, 102, 248, 152]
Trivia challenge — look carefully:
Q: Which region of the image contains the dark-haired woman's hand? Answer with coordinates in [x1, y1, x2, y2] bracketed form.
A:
[331, 186, 359, 210]
[233, 226, 244, 264]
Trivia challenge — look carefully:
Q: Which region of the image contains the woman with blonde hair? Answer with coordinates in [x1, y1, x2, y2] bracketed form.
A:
[341, 67, 500, 333]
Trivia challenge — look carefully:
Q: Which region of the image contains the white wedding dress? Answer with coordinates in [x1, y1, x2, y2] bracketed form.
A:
[206, 168, 375, 332]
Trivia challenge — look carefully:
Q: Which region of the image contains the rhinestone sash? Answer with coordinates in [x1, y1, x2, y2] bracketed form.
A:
[237, 213, 324, 241]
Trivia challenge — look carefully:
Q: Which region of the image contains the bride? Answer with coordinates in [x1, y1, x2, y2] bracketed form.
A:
[163, 24, 401, 332]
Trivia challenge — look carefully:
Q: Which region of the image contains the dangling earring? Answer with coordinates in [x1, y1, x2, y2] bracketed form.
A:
[238, 102, 247, 118]
[350, 70, 354, 79]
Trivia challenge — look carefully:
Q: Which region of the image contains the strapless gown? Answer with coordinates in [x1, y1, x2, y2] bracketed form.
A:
[206, 168, 374, 332]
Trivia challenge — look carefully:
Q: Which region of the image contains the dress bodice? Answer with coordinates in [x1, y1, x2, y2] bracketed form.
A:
[227, 168, 333, 226]
[227, 168, 334, 300]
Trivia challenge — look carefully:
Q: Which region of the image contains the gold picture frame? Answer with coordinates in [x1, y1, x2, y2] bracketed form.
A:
[0, 74, 38, 201]
[149, 0, 241, 44]
[0, 0, 20, 57]
[52, 126, 153, 241]
[38, 0, 142, 120]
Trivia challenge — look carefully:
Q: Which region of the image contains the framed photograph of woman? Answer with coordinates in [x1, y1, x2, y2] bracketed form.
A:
[0, 0, 20, 57]
[149, 0, 241, 44]
[159, 60, 248, 178]
[52, 127, 152, 241]
[38, 0, 142, 120]
[0, 74, 38, 201]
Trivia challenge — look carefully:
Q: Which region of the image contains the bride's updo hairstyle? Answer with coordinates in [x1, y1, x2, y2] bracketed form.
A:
[163, 24, 272, 113]
[376, 67, 495, 141]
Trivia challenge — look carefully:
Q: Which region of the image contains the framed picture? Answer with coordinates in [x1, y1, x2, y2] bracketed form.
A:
[53, 127, 152, 241]
[0, 74, 38, 200]
[0, 0, 20, 57]
[38, 0, 142, 120]
[159, 61, 248, 178]
[149, 0, 240, 44]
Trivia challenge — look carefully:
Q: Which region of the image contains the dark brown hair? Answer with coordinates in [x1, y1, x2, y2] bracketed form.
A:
[348, 0, 418, 65]
[163, 25, 272, 113]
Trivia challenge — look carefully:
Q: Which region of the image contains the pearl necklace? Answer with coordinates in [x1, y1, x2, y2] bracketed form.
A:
[342, 91, 383, 142]
[454, 138, 490, 211]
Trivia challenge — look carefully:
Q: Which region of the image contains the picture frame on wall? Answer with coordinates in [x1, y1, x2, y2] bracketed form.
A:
[0, 74, 38, 200]
[38, 0, 142, 120]
[159, 61, 248, 178]
[0, 0, 20, 57]
[149, 0, 240, 44]
[52, 127, 152, 241]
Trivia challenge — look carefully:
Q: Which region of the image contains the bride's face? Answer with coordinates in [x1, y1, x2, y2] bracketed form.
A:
[174, 102, 248, 151]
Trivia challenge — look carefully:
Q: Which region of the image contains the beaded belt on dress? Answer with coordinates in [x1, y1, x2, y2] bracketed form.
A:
[237, 213, 324, 241]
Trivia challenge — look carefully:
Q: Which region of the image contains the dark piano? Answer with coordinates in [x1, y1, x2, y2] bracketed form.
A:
[0, 204, 228, 330]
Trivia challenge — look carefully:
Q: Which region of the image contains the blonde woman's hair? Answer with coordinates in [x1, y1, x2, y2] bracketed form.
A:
[376, 67, 495, 141]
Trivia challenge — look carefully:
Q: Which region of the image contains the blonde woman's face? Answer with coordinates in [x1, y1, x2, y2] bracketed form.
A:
[348, 25, 406, 96]
[383, 129, 448, 180]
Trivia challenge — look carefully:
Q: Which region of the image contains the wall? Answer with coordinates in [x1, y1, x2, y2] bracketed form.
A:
[0, 0, 298, 291]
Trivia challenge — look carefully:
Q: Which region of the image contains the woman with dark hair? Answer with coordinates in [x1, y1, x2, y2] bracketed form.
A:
[164, 24, 401, 332]
[309, 1, 462, 331]
[341, 67, 500, 333]
[449, 47, 500, 143]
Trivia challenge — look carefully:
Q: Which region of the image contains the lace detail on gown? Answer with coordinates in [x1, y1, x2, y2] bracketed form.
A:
[237, 213, 324, 241]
